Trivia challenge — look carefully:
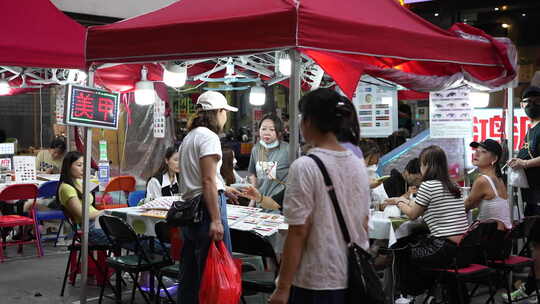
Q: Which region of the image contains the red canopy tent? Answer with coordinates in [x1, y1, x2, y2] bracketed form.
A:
[0, 0, 85, 69]
[86, 0, 517, 98]
[0, 0, 86, 95]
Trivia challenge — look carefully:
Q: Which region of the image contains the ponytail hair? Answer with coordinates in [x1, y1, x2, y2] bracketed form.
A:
[299, 89, 360, 142]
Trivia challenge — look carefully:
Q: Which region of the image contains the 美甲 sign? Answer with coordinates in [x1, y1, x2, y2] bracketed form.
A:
[65, 85, 120, 130]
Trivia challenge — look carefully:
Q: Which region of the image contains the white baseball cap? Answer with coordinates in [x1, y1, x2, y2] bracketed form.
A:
[197, 91, 238, 112]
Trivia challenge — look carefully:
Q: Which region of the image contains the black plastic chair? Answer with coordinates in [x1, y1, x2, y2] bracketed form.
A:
[154, 221, 181, 304]
[230, 229, 280, 303]
[98, 215, 172, 304]
[59, 209, 115, 297]
[484, 218, 540, 303]
[424, 222, 498, 304]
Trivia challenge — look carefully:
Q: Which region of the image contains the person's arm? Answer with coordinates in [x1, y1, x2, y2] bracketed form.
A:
[199, 155, 223, 241]
[396, 199, 425, 220]
[269, 223, 311, 304]
[146, 178, 162, 200]
[239, 185, 280, 210]
[65, 196, 102, 220]
[464, 176, 487, 211]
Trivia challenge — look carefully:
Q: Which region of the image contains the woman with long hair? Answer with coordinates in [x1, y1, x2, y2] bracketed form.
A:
[146, 146, 181, 200]
[268, 88, 370, 304]
[177, 91, 240, 304]
[247, 114, 290, 208]
[388, 145, 469, 301]
[57, 151, 108, 245]
[465, 139, 510, 229]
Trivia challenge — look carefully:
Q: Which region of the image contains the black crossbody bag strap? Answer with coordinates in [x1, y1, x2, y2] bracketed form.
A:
[307, 154, 351, 244]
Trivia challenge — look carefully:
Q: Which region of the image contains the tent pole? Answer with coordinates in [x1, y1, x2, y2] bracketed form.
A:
[288, 49, 301, 164]
[79, 68, 95, 304]
[506, 87, 514, 222]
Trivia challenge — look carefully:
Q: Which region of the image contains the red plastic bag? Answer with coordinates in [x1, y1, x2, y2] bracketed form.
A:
[199, 241, 242, 304]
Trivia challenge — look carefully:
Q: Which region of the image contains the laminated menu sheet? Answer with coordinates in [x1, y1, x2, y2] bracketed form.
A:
[13, 156, 36, 182]
[139, 196, 180, 210]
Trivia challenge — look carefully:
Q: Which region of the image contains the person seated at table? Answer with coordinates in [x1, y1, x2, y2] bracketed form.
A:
[465, 139, 511, 230]
[37, 137, 67, 174]
[359, 139, 388, 207]
[146, 146, 181, 200]
[386, 145, 469, 301]
[57, 151, 108, 245]
[383, 157, 422, 199]
[268, 88, 370, 304]
[248, 114, 289, 209]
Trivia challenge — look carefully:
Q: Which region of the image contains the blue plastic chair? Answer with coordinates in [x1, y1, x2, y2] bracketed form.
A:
[128, 190, 146, 207]
[36, 181, 66, 246]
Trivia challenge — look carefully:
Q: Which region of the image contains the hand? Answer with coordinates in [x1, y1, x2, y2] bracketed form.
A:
[508, 158, 528, 169]
[384, 197, 401, 206]
[224, 186, 241, 205]
[239, 185, 262, 202]
[45, 168, 54, 174]
[209, 220, 224, 241]
[268, 287, 290, 304]
[369, 179, 383, 189]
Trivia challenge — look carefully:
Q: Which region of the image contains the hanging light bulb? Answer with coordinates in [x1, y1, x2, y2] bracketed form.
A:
[163, 62, 187, 88]
[470, 92, 490, 108]
[0, 79, 10, 95]
[249, 86, 266, 106]
[278, 52, 292, 76]
[135, 66, 155, 105]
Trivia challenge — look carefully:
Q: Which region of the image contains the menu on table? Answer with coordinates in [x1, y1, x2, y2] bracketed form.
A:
[139, 196, 180, 210]
[227, 205, 285, 237]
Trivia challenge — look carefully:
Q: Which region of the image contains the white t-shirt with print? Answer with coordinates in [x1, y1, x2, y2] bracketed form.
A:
[283, 148, 370, 290]
[179, 127, 224, 200]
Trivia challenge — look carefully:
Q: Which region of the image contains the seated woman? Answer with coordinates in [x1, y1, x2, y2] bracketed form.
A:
[387, 145, 469, 301]
[248, 114, 289, 209]
[57, 151, 108, 245]
[465, 139, 511, 229]
[146, 146, 181, 200]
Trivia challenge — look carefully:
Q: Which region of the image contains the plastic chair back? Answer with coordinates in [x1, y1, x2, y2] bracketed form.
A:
[0, 183, 38, 201]
[128, 190, 146, 207]
[230, 229, 279, 275]
[456, 221, 496, 267]
[104, 176, 136, 194]
[155, 221, 183, 261]
[99, 215, 140, 250]
[38, 181, 59, 198]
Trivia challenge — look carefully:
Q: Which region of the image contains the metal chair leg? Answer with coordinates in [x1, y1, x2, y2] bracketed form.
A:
[60, 248, 75, 296]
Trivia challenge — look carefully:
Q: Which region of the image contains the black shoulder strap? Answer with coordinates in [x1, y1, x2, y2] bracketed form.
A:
[307, 154, 351, 244]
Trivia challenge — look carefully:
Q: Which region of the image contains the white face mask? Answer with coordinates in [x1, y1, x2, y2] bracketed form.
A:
[259, 140, 279, 149]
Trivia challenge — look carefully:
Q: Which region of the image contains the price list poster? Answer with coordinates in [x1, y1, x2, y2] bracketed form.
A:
[429, 89, 473, 138]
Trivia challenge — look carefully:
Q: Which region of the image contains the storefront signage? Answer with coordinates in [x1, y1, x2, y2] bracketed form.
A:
[65, 85, 120, 130]
[471, 109, 529, 151]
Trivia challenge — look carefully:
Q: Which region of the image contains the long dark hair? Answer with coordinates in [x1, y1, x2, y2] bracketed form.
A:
[187, 105, 221, 134]
[419, 145, 461, 198]
[56, 151, 84, 201]
[151, 146, 178, 179]
[258, 114, 284, 141]
[220, 145, 235, 186]
[299, 89, 358, 139]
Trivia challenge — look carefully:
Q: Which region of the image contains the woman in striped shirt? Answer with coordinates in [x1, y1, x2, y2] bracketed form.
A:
[389, 145, 469, 302]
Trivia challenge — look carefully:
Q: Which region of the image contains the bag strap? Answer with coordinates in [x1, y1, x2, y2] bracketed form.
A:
[307, 154, 352, 244]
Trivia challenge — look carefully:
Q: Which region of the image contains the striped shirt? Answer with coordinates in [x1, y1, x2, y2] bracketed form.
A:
[415, 180, 468, 238]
